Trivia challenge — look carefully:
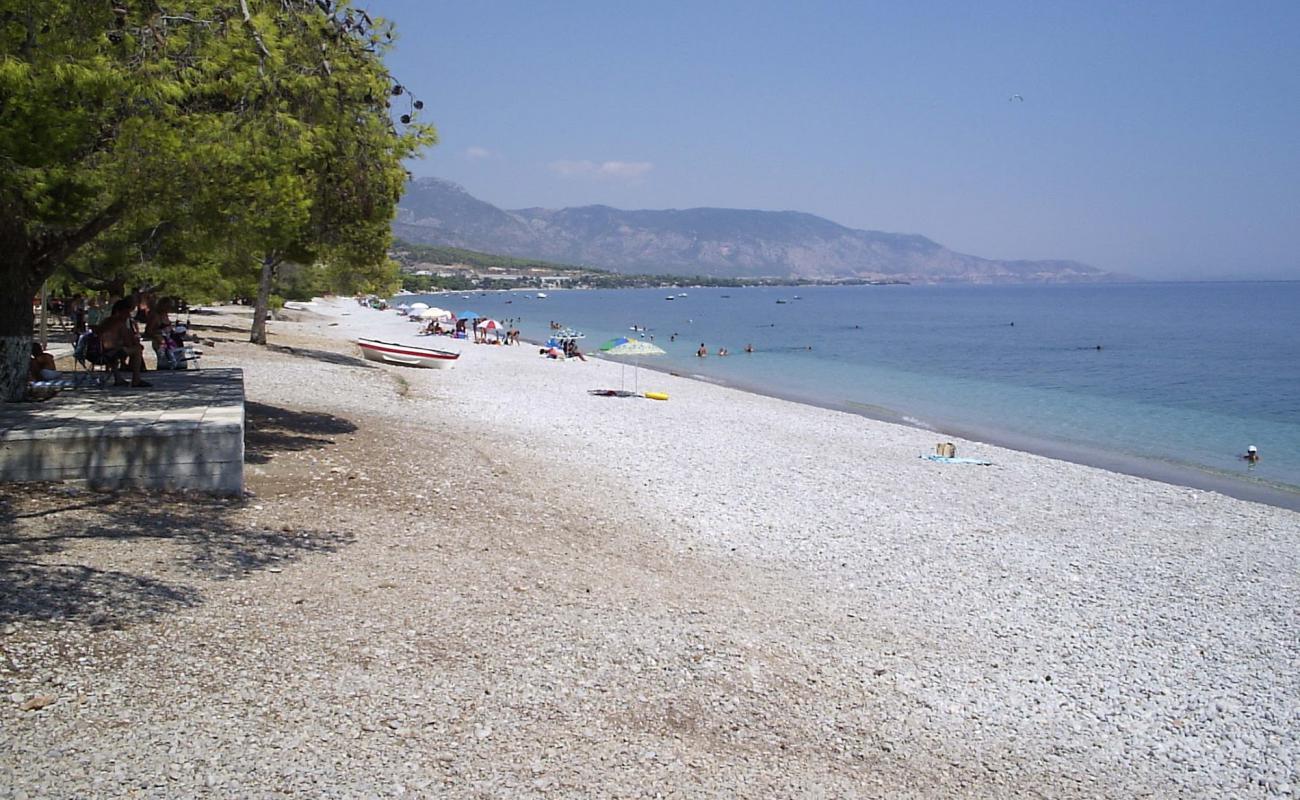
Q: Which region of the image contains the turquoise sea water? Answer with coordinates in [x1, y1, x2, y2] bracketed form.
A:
[402, 282, 1300, 505]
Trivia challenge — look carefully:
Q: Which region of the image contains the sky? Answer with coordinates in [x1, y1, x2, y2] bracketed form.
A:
[367, 0, 1300, 280]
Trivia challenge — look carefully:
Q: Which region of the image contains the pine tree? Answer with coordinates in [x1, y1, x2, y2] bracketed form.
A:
[0, 0, 435, 399]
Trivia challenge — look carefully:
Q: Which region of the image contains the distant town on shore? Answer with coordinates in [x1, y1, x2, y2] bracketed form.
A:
[391, 240, 911, 293]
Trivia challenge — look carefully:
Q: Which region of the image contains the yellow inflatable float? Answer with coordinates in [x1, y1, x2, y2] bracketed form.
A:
[643, 392, 669, 401]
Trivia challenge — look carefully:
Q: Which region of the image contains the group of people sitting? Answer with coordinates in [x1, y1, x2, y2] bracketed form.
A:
[478, 327, 521, 345]
[540, 338, 586, 361]
[52, 291, 195, 389]
[36, 291, 193, 338]
[421, 317, 521, 345]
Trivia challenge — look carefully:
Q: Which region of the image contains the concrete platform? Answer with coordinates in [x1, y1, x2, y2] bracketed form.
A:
[0, 368, 244, 495]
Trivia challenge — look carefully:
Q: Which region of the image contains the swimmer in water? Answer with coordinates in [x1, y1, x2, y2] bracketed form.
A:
[1243, 445, 1260, 464]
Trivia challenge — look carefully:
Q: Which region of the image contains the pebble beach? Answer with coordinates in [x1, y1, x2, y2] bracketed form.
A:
[2, 297, 1297, 798]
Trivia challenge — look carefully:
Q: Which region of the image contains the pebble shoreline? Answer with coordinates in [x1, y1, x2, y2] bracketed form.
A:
[1, 299, 1297, 798]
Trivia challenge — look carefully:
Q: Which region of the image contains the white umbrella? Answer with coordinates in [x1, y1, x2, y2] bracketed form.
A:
[419, 306, 451, 319]
[408, 302, 430, 312]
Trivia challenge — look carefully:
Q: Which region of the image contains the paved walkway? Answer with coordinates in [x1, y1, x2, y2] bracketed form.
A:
[0, 368, 244, 494]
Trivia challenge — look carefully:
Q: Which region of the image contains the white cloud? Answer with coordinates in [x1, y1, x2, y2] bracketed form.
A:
[465, 146, 493, 160]
[548, 160, 653, 180]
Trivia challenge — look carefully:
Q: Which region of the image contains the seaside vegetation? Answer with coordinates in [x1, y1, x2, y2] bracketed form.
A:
[0, 1, 436, 401]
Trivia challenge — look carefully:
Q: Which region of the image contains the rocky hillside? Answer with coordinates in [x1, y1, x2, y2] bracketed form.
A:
[395, 178, 1113, 283]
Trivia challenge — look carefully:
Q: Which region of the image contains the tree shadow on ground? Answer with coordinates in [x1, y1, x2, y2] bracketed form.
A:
[265, 343, 376, 370]
[0, 465, 354, 629]
[0, 556, 200, 628]
[244, 402, 358, 465]
[183, 321, 252, 338]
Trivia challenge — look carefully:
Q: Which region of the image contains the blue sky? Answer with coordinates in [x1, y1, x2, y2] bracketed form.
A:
[369, 1, 1300, 280]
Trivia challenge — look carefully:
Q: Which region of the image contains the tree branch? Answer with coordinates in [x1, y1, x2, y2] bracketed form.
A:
[30, 201, 128, 276]
[239, 0, 272, 67]
[60, 264, 120, 293]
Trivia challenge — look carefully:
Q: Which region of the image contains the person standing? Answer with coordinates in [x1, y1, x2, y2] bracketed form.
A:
[70, 294, 87, 336]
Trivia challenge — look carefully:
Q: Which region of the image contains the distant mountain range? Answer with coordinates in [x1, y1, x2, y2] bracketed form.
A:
[394, 178, 1117, 284]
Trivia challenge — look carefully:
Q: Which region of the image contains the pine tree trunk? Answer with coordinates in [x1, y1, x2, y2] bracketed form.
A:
[249, 255, 278, 345]
[0, 283, 37, 402]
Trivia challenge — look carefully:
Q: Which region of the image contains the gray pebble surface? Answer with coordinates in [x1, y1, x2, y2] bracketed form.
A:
[1, 303, 1296, 798]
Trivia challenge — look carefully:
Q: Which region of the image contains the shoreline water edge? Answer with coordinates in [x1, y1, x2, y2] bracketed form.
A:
[607, 357, 1300, 513]
[94, 295, 1287, 797]
[390, 285, 1300, 513]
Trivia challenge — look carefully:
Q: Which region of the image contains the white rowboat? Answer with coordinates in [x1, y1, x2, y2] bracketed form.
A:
[357, 338, 459, 369]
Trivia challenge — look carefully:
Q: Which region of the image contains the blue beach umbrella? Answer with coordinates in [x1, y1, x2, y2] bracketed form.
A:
[456, 310, 481, 320]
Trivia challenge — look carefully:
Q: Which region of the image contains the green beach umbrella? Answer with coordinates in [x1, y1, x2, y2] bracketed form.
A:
[599, 337, 665, 392]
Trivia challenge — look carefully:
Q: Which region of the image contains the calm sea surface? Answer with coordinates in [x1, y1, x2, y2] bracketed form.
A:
[402, 282, 1300, 503]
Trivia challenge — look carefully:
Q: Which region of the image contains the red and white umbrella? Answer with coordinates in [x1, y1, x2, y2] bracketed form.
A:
[475, 318, 504, 330]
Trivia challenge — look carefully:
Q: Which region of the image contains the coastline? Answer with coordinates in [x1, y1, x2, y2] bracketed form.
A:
[7, 298, 1297, 797]
[611, 357, 1300, 513]
[427, 281, 1300, 510]
[505, 318, 1300, 513]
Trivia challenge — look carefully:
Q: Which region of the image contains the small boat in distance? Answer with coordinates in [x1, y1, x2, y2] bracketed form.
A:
[536, 292, 548, 299]
[678, 292, 688, 297]
[357, 338, 459, 369]
[776, 299, 788, 304]
[665, 295, 675, 300]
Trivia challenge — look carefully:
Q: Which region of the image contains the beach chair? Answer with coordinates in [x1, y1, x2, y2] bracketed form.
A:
[71, 330, 115, 387]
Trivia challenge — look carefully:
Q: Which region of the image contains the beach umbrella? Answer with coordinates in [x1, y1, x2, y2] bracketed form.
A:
[476, 318, 505, 341]
[419, 306, 451, 319]
[456, 310, 480, 320]
[600, 337, 665, 392]
[408, 302, 429, 311]
[602, 338, 664, 357]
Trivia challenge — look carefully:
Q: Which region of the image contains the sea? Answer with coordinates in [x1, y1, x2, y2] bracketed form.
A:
[399, 281, 1300, 509]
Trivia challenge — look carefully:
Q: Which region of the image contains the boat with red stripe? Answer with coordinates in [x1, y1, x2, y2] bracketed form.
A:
[356, 338, 460, 369]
